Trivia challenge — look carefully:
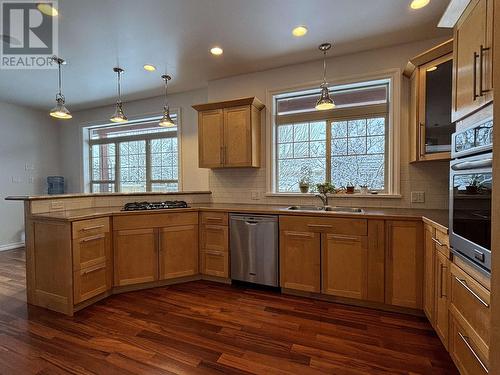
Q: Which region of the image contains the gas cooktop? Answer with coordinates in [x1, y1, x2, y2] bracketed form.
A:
[122, 200, 189, 211]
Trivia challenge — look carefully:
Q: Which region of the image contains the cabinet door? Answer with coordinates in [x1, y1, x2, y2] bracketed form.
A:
[198, 109, 224, 168]
[385, 221, 424, 309]
[73, 262, 110, 304]
[322, 234, 368, 300]
[435, 251, 449, 348]
[201, 225, 228, 252]
[159, 225, 198, 280]
[423, 225, 436, 322]
[280, 230, 320, 292]
[200, 250, 229, 278]
[223, 106, 252, 167]
[114, 228, 158, 286]
[72, 233, 109, 271]
[452, 0, 492, 121]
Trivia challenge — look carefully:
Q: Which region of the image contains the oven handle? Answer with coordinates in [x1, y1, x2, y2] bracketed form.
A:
[451, 158, 492, 171]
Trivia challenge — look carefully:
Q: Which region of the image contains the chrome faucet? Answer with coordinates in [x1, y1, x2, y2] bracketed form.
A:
[315, 193, 329, 208]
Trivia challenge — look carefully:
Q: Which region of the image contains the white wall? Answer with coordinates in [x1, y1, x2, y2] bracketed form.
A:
[59, 88, 209, 193]
[205, 37, 452, 209]
[0, 102, 62, 248]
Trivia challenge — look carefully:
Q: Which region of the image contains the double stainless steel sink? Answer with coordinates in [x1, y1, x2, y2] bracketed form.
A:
[286, 205, 364, 213]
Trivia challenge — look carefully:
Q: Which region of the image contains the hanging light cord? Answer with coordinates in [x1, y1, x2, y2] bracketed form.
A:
[164, 78, 169, 110]
[116, 70, 122, 104]
[55, 59, 64, 101]
[322, 50, 327, 85]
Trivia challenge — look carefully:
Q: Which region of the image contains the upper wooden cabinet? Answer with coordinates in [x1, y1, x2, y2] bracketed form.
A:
[405, 40, 455, 162]
[193, 97, 264, 168]
[452, 0, 494, 122]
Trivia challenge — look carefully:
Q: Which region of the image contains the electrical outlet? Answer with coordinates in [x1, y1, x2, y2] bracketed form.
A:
[50, 201, 65, 210]
[411, 191, 425, 203]
[11, 176, 23, 184]
[250, 191, 260, 200]
[25, 163, 35, 171]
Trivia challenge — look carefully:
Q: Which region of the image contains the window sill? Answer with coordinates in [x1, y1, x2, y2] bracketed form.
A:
[265, 192, 402, 199]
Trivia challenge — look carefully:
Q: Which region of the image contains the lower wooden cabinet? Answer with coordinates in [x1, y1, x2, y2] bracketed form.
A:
[423, 224, 436, 322]
[280, 230, 320, 292]
[159, 225, 198, 280]
[434, 251, 449, 347]
[385, 220, 424, 309]
[322, 234, 368, 300]
[73, 262, 111, 304]
[200, 250, 228, 277]
[114, 228, 158, 286]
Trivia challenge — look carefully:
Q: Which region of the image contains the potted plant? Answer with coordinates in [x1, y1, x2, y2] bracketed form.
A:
[299, 177, 310, 193]
[346, 182, 355, 194]
[466, 175, 481, 194]
[359, 184, 369, 194]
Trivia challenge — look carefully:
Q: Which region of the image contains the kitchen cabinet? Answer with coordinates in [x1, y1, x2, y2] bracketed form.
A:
[199, 212, 229, 278]
[322, 234, 368, 299]
[405, 40, 455, 162]
[280, 229, 321, 292]
[159, 224, 198, 280]
[114, 228, 158, 286]
[193, 97, 264, 168]
[423, 224, 436, 322]
[385, 220, 424, 309]
[452, 0, 494, 122]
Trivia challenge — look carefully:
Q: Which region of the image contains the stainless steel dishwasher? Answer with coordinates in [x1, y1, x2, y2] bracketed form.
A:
[230, 214, 279, 287]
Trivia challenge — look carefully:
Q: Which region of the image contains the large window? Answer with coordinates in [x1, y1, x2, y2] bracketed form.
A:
[88, 114, 179, 193]
[274, 80, 390, 193]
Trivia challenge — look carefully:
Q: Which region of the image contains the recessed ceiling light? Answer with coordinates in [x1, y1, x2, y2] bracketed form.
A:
[410, 0, 430, 9]
[37, 3, 58, 16]
[143, 64, 156, 72]
[292, 26, 308, 37]
[210, 46, 223, 56]
[426, 66, 438, 72]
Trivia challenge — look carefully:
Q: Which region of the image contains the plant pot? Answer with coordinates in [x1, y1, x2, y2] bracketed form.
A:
[360, 186, 368, 194]
[299, 185, 310, 193]
[466, 185, 479, 194]
[346, 186, 355, 194]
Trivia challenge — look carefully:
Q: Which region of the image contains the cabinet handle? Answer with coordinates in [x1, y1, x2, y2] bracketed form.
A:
[307, 224, 333, 229]
[439, 264, 447, 298]
[473, 51, 479, 101]
[81, 224, 104, 231]
[205, 217, 223, 222]
[81, 263, 106, 275]
[419, 123, 425, 157]
[458, 332, 489, 373]
[220, 146, 224, 165]
[80, 234, 105, 243]
[431, 237, 444, 247]
[479, 45, 491, 96]
[286, 232, 314, 238]
[455, 276, 489, 307]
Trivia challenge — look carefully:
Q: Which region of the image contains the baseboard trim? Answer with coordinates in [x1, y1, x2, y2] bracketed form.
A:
[0, 242, 24, 252]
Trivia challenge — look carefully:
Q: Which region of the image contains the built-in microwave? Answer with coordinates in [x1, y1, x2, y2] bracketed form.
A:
[449, 118, 493, 275]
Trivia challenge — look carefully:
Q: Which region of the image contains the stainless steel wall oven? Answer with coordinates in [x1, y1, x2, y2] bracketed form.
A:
[449, 117, 493, 275]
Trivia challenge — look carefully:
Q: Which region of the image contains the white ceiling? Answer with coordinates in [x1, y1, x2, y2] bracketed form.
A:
[0, 0, 451, 111]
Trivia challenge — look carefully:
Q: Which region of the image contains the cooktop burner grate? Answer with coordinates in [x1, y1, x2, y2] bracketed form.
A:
[122, 200, 189, 211]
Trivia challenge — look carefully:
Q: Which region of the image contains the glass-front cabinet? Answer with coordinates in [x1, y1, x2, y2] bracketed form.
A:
[405, 39, 456, 162]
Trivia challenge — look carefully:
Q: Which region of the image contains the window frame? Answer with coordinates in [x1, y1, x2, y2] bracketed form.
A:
[267, 70, 401, 196]
[87, 112, 181, 193]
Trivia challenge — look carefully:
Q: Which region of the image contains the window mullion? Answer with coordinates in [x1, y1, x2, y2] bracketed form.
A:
[326, 121, 332, 184]
[115, 142, 120, 192]
[146, 140, 152, 192]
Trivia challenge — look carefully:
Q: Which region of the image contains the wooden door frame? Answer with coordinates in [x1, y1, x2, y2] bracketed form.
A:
[489, 1, 500, 373]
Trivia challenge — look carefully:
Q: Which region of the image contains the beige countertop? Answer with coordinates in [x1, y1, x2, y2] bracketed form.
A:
[29, 203, 449, 231]
[5, 191, 212, 201]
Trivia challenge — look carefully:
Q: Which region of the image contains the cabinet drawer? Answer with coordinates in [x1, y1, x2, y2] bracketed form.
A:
[279, 216, 367, 236]
[200, 211, 228, 226]
[450, 263, 490, 348]
[434, 228, 449, 247]
[72, 233, 109, 271]
[201, 225, 228, 252]
[200, 250, 229, 278]
[73, 263, 109, 304]
[72, 217, 109, 239]
[449, 314, 489, 375]
[113, 212, 198, 230]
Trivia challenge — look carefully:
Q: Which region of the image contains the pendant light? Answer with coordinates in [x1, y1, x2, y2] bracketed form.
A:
[110, 67, 127, 123]
[159, 74, 175, 127]
[315, 43, 335, 111]
[49, 56, 72, 119]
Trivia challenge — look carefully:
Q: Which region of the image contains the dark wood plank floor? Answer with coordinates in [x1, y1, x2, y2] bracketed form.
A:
[0, 248, 458, 374]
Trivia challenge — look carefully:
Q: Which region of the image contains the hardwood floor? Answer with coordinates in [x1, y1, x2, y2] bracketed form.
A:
[0, 248, 458, 374]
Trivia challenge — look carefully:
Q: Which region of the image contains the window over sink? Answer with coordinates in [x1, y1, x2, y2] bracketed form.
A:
[87, 113, 180, 193]
[273, 78, 394, 194]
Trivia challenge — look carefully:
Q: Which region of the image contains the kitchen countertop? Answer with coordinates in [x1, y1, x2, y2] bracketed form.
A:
[5, 191, 212, 201]
[28, 203, 449, 231]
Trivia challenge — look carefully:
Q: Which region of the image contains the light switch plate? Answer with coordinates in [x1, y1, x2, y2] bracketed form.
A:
[411, 191, 425, 203]
[50, 201, 65, 210]
[250, 191, 260, 200]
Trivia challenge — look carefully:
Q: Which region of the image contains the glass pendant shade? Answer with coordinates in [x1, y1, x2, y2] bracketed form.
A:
[49, 56, 72, 119]
[110, 101, 127, 123]
[315, 84, 335, 111]
[159, 106, 175, 127]
[50, 95, 72, 119]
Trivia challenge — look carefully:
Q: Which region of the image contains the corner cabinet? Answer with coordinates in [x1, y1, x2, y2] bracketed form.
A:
[193, 97, 264, 168]
[452, 0, 494, 122]
[405, 40, 455, 162]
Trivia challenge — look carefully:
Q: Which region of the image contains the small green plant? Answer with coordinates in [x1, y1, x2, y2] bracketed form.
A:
[468, 175, 481, 187]
[316, 182, 335, 195]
